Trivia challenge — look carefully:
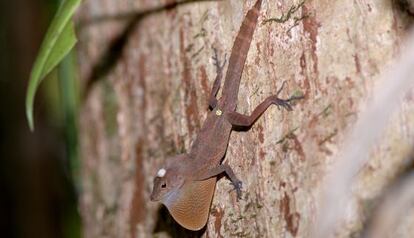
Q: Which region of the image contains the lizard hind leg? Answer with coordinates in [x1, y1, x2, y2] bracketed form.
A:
[225, 81, 303, 128]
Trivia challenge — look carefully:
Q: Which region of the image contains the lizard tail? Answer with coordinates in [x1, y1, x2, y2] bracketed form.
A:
[221, 0, 262, 110]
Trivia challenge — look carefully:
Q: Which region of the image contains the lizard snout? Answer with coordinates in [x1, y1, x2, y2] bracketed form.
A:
[150, 192, 156, 201]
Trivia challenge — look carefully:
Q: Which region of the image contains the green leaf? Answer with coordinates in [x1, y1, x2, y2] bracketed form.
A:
[26, 0, 81, 131]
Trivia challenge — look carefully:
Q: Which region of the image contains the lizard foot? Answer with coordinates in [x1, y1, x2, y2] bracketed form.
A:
[231, 180, 243, 200]
[272, 81, 304, 111]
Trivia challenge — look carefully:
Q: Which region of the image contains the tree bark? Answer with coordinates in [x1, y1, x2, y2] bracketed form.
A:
[77, 0, 414, 237]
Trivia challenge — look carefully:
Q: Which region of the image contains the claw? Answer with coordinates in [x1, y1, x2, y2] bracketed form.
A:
[221, 53, 227, 69]
[280, 99, 293, 111]
[232, 180, 243, 200]
[212, 47, 227, 73]
[276, 81, 288, 96]
[272, 81, 303, 111]
[287, 95, 305, 102]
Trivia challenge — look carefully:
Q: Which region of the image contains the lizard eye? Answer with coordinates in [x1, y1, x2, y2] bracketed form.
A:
[161, 182, 167, 188]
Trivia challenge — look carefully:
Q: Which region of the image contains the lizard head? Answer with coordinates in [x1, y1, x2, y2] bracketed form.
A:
[150, 154, 186, 202]
[150, 154, 217, 231]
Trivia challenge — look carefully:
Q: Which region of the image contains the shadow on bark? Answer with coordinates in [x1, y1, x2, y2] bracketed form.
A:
[80, 0, 221, 100]
[152, 205, 205, 238]
[394, 0, 414, 16]
[360, 150, 414, 237]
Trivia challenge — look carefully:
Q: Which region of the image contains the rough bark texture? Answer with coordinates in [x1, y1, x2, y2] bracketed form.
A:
[77, 0, 414, 237]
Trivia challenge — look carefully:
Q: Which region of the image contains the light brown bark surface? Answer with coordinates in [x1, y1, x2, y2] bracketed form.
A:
[77, 0, 414, 237]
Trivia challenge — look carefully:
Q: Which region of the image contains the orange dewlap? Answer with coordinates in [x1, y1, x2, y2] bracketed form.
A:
[165, 177, 217, 231]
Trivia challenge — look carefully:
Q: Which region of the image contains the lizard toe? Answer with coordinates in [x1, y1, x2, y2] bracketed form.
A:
[232, 180, 243, 200]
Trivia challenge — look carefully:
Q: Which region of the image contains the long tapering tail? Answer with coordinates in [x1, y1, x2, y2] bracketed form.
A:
[220, 0, 262, 111]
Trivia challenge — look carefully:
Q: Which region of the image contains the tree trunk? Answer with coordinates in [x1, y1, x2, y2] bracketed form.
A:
[77, 0, 414, 237]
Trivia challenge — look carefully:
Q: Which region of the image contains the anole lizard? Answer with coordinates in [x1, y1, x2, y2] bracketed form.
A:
[150, 0, 302, 230]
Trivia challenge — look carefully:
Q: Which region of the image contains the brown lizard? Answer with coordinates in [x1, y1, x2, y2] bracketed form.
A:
[150, 0, 302, 230]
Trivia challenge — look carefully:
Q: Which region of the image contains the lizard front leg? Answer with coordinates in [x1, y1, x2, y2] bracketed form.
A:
[195, 163, 242, 199]
[226, 81, 303, 127]
[208, 48, 227, 109]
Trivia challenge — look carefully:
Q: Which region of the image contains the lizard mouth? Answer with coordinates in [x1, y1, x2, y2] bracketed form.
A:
[149, 192, 159, 202]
